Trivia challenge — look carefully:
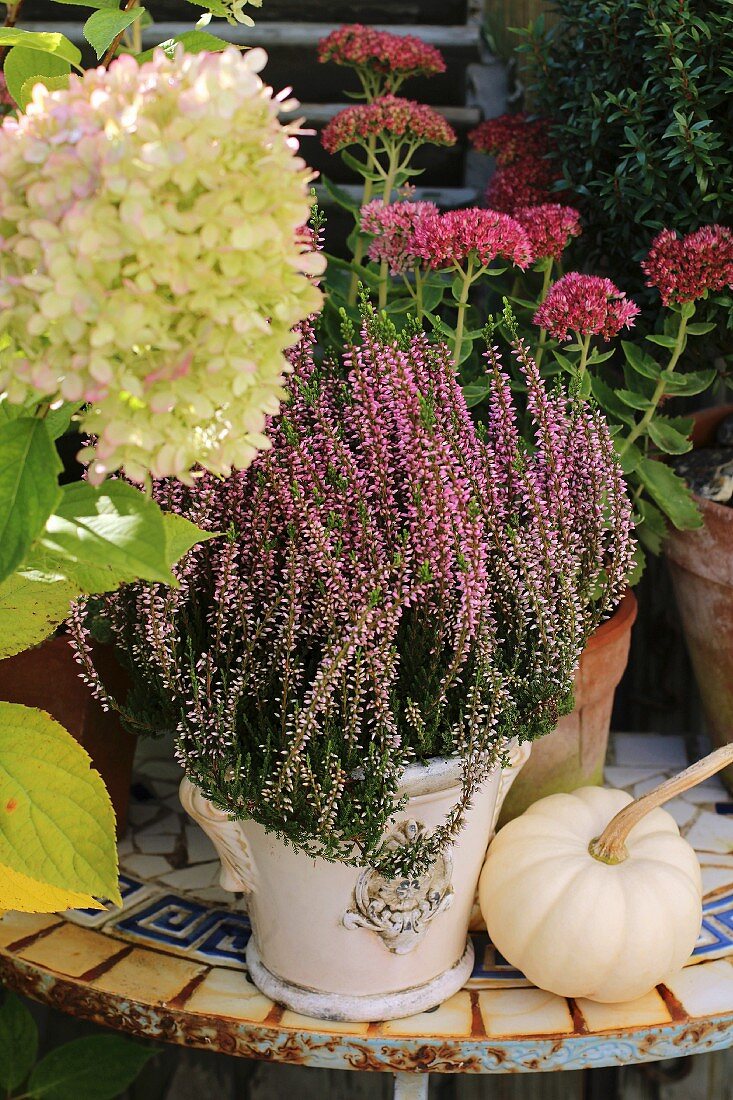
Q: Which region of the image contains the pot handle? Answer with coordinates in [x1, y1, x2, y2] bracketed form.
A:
[179, 778, 257, 895]
[492, 739, 532, 831]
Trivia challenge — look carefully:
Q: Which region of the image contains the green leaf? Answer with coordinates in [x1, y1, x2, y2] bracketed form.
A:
[3, 46, 70, 109]
[0, 569, 80, 659]
[659, 367, 717, 396]
[616, 388, 652, 412]
[647, 415, 693, 455]
[685, 322, 716, 335]
[0, 702, 120, 903]
[136, 27, 227, 62]
[589, 374, 635, 427]
[0, 29, 81, 66]
[636, 457, 703, 530]
[635, 497, 669, 556]
[0, 992, 38, 1092]
[0, 419, 61, 584]
[162, 511, 214, 563]
[462, 380, 490, 407]
[20, 74, 70, 103]
[621, 340, 661, 379]
[28, 1036, 155, 1100]
[320, 175, 359, 214]
[646, 333, 679, 349]
[618, 441, 644, 476]
[83, 7, 144, 58]
[52, 0, 119, 8]
[37, 481, 179, 592]
[43, 401, 84, 441]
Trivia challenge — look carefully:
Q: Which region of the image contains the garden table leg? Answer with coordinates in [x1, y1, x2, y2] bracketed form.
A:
[392, 1072, 430, 1100]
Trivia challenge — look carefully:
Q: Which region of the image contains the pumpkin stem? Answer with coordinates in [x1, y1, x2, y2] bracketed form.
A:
[589, 742, 733, 864]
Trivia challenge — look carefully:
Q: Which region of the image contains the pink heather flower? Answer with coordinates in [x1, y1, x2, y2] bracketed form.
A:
[360, 198, 438, 274]
[514, 204, 582, 261]
[318, 25, 446, 84]
[469, 113, 549, 165]
[321, 95, 456, 154]
[534, 273, 640, 341]
[641, 226, 733, 305]
[412, 208, 534, 271]
[484, 156, 559, 214]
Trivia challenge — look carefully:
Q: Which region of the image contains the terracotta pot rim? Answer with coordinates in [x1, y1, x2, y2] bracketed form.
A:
[585, 588, 638, 652]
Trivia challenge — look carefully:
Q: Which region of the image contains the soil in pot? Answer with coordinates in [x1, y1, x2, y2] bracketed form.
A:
[0, 635, 136, 835]
[666, 404, 733, 793]
[499, 589, 637, 824]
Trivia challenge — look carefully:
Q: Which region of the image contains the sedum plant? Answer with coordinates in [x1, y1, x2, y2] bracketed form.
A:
[72, 307, 634, 876]
[0, 46, 320, 913]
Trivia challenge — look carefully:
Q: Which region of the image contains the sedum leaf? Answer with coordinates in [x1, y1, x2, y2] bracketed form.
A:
[0, 702, 120, 905]
[636, 456, 702, 530]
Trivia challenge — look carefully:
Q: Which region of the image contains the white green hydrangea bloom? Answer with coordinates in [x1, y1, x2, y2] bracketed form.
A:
[0, 46, 324, 483]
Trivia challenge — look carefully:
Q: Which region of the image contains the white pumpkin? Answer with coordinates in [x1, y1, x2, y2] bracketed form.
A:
[479, 785, 702, 1002]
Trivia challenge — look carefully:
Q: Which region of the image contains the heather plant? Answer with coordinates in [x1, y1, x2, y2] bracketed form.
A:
[72, 307, 634, 876]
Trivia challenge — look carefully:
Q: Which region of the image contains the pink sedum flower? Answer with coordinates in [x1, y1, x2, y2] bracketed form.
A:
[514, 204, 582, 261]
[412, 208, 534, 271]
[321, 95, 456, 153]
[469, 113, 549, 165]
[0, 47, 323, 484]
[318, 25, 446, 84]
[534, 273, 640, 341]
[641, 225, 733, 305]
[484, 156, 559, 214]
[360, 198, 438, 274]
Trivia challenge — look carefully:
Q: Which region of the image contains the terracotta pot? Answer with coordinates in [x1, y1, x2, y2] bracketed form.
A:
[181, 741, 530, 1022]
[499, 590, 638, 824]
[0, 635, 135, 836]
[666, 404, 733, 793]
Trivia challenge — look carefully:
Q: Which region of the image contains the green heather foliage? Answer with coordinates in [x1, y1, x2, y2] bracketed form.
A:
[522, 1, 733, 292]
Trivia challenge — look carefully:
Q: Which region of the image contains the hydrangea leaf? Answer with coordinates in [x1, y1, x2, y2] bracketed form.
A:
[162, 511, 217, 563]
[0, 419, 61, 585]
[0, 993, 38, 1092]
[28, 1036, 155, 1100]
[0, 862, 103, 913]
[83, 7, 144, 59]
[0, 703, 120, 905]
[38, 481, 178, 591]
[136, 29, 227, 62]
[3, 46, 70, 109]
[0, 29, 81, 66]
[0, 570, 80, 659]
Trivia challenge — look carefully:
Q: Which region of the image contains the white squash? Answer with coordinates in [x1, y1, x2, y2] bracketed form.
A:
[479, 743, 733, 1003]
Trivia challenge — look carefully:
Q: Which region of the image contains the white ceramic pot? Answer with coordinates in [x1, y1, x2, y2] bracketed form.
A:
[180, 740, 530, 1021]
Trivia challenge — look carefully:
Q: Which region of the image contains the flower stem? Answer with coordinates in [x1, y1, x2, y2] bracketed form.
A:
[452, 260, 475, 364]
[378, 259, 388, 309]
[620, 313, 688, 456]
[102, 0, 139, 65]
[348, 134, 378, 307]
[577, 332, 591, 381]
[589, 742, 733, 864]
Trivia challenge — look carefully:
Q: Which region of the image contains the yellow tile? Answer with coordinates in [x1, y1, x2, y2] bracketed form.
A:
[18, 924, 122, 978]
[664, 959, 733, 1018]
[186, 968, 273, 1023]
[0, 912, 60, 950]
[478, 988, 574, 1037]
[577, 989, 672, 1032]
[90, 947, 205, 1005]
[279, 1011, 370, 1035]
[377, 992, 472, 1037]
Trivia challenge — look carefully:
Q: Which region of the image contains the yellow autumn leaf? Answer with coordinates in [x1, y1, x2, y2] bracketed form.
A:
[0, 862, 104, 913]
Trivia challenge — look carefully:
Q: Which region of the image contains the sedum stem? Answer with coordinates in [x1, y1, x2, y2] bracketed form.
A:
[589, 743, 733, 865]
[620, 313, 688, 457]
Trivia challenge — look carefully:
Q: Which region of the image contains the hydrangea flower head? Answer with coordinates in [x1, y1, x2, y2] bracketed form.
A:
[360, 198, 438, 274]
[318, 25, 446, 85]
[641, 226, 733, 305]
[469, 113, 549, 165]
[534, 273, 640, 341]
[321, 95, 456, 153]
[514, 204, 582, 261]
[0, 47, 323, 484]
[412, 208, 534, 271]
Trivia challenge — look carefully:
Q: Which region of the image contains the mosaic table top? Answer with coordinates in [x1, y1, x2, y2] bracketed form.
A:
[1, 732, 732, 1077]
